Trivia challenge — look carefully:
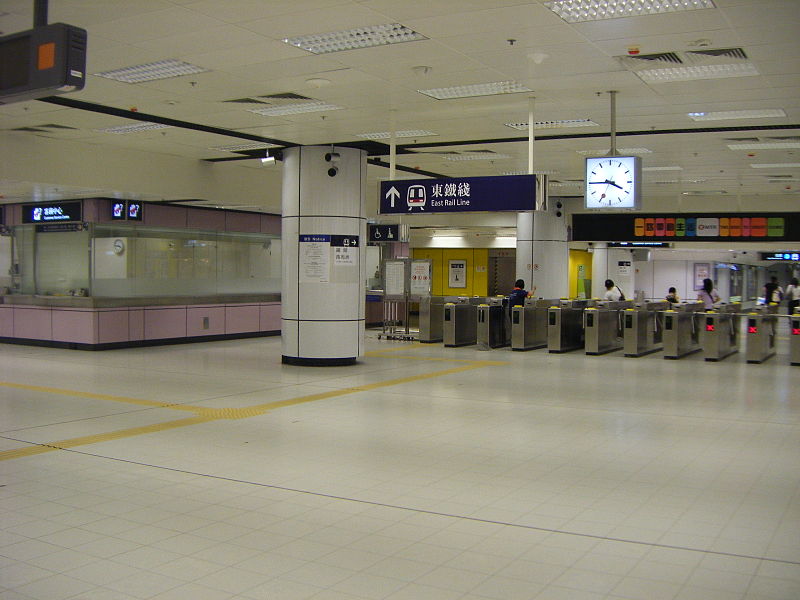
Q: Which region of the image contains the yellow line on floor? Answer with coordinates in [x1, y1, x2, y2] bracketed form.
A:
[0, 360, 503, 460]
[0, 382, 195, 411]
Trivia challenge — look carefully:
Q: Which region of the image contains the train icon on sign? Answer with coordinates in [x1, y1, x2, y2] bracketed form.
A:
[407, 185, 426, 211]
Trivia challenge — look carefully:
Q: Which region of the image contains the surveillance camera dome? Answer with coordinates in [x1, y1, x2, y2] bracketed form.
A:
[325, 152, 340, 162]
[327, 166, 338, 177]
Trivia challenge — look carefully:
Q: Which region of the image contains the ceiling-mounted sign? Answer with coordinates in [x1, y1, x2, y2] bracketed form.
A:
[761, 252, 800, 261]
[573, 213, 800, 242]
[22, 201, 82, 224]
[379, 175, 535, 215]
[111, 200, 144, 221]
[368, 224, 400, 242]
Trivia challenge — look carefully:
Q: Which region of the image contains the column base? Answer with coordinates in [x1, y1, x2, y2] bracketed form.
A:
[282, 355, 357, 367]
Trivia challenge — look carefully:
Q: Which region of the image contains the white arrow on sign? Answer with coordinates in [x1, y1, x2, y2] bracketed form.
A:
[385, 186, 400, 208]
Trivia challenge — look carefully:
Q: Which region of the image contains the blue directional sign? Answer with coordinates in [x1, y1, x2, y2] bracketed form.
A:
[379, 175, 536, 215]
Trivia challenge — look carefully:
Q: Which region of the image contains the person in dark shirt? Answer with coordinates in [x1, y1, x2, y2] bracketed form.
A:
[509, 279, 533, 308]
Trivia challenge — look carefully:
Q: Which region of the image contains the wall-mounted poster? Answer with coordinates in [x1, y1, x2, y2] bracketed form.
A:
[694, 262, 710, 290]
[448, 260, 467, 288]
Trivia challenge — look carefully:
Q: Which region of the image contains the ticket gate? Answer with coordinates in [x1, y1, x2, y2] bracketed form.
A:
[477, 297, 511, 349]
[791, 314, 800, 366]
[443, 297, 483, 347]
[623, 301, 670, 357]
[745, 312, 778, 363]
[511, 298, 554, 351]
[418, 296, 445, 343]
[662, 302, 705, 359]
[548, 299, 593, 353]
[701, 304, 741, 362]
[584, 300, 631, 355]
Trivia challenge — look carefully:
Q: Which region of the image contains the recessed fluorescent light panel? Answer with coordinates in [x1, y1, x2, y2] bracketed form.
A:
[503, 170, 557, 176]
[94, 59, 209, 83]
[728, 142, 800, 150]
[544, 0, 715, 22]
[688, 109, 786, 121]
[248, 101, 343, 116]
[682, 190, 728, 195]
[577, 148, 652, 155]
[355, 130, 437, 140]
[636, 63, 758, 83]
[750, 163, 800, 169]
[418, 81, 532, 100]
[283, 23, 426, 54]
[504, 119, 598, 130]
[446, 153, 512, 161]
[94, 122, 171, 134]
[643, 166, 683, 171]
[208, 143, 277, 152]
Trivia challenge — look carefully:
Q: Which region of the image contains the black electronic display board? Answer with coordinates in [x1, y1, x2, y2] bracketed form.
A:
[22, 201, 82, 224]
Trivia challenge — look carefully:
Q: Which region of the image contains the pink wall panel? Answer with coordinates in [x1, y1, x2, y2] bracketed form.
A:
[187, 306, 226, 337]
[97, 310, 131, 344]
[129, 309, 144, 341]
[13, 307, 53, 340]
[259, 303, 281, 332]
[225, 211, 260, 233]
[0, 305, 14, 337]
[143, 307, 187, 340]
[225, 304, 260, 334]
[144, 204, 187, 228]
[260, 214, 281, 234]
[52, 310, 98, 344]
[187, 209, 225, 231]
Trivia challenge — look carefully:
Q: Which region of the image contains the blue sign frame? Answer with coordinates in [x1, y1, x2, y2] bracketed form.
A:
[379, 175, 536, 215]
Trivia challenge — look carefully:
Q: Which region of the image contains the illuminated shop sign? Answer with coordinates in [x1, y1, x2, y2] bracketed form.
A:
[379, 175, 536, 214]
[22, 201, 82, 224]
[760, 252, 800, 261]
[572, 213, 799, 242]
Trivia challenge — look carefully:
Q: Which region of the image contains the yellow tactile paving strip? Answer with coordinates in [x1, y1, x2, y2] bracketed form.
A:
[0, 351, 506, 461]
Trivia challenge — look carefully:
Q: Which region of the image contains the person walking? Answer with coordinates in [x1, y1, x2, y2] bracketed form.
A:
[697, 278, 720, 309]
[603, 279, 625, 301]
[785, 277, 800, 314]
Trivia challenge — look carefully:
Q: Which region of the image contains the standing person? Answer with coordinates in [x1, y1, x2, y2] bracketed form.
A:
[666, 287, 680, 304]
[603, 279, 625, 301]
[509, 279, 534, 308]
[697, 278, 720, 309]
[785, 277, 800, 314]
[763, 276, 784, 304]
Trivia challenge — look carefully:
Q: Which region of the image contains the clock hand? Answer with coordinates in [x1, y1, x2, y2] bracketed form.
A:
[606, 180, 623, 190]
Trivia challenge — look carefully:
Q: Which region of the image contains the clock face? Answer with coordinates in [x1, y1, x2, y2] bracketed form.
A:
[585, 156, 641, 209]
[112, 239, 125, 255]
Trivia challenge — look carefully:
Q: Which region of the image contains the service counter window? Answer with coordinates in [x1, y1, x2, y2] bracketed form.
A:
[5, 223, 281, 298]
[91, 224, 280, 297]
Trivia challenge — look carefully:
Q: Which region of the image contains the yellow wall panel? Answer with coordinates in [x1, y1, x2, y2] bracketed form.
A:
[442, 249, 474, 296]
[569, 249, 593, 299]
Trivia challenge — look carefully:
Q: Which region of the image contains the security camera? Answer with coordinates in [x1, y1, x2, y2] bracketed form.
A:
[556, 201, 563, 209]
[325, 152, 340, 162]
[327, 166, 338, 177]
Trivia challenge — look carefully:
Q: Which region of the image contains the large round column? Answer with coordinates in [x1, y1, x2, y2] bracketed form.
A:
[281, 146, 367, 366]
[516, 205, 569, 298]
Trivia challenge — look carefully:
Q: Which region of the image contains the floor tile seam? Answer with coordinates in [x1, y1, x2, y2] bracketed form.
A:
[30, 445, 800, 571]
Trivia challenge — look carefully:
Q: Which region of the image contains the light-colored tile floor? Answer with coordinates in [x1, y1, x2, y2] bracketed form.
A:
[1, 328, 799, 599]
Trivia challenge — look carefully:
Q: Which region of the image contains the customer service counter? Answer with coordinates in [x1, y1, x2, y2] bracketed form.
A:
[0, 293, 281, 350]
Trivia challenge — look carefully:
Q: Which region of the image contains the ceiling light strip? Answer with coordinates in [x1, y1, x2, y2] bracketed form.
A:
[637, 63, 758, 83]
[728, 142, 800, 150]
[94, 122, 172, 134]
[248, 101, 344, 116]
[283, 23, 426, 54]
[688, 109, 786, 121]
[94, 59, 209, 83]
[356, 130, 437, 140]
[419, 81, 532, 100]
[750, 163, 800, 169]
[544, 0, 716, 23]
[505, 119, 598, 130]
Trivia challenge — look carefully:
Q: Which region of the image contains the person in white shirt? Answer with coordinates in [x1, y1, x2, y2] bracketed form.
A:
[603, 279, 624, 301]
[785, 277, 800, 314]
[697, 278, 721, 309]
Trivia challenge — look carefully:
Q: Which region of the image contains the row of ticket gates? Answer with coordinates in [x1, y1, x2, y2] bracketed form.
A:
[417, 296, 800, 365]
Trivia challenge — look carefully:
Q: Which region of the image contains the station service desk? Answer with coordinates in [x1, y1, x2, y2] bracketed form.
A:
[0, 293, 281, 350]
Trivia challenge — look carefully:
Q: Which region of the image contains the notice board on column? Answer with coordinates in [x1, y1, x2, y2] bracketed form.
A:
[299, 234, 359, 284]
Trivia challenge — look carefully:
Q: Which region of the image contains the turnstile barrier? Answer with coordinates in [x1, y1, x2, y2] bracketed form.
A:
[442, 297, 484, 347]
[511, 298, 554, 351]
[623, 301, 670, 357]
[791, 315, 800, 366]
[584, 300, 631, 355]
[745, 312, 777, 364]
[701, 304, 741, 362]
[418, 296, 444, 343]
[662, 301, 705, 359]
[548, 299, 593, 353]
[477, 297, 510, 349]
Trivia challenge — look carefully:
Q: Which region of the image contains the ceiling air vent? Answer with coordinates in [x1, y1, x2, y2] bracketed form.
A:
[618, 52, 682, 69]
[224, 97, 268, 104]
[685, 47, 748, 63]
[724, 137, 760, 142]
[257, 92, 314, 101]
[768, 136, 800, 142]
[12, 127, 47, 132]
